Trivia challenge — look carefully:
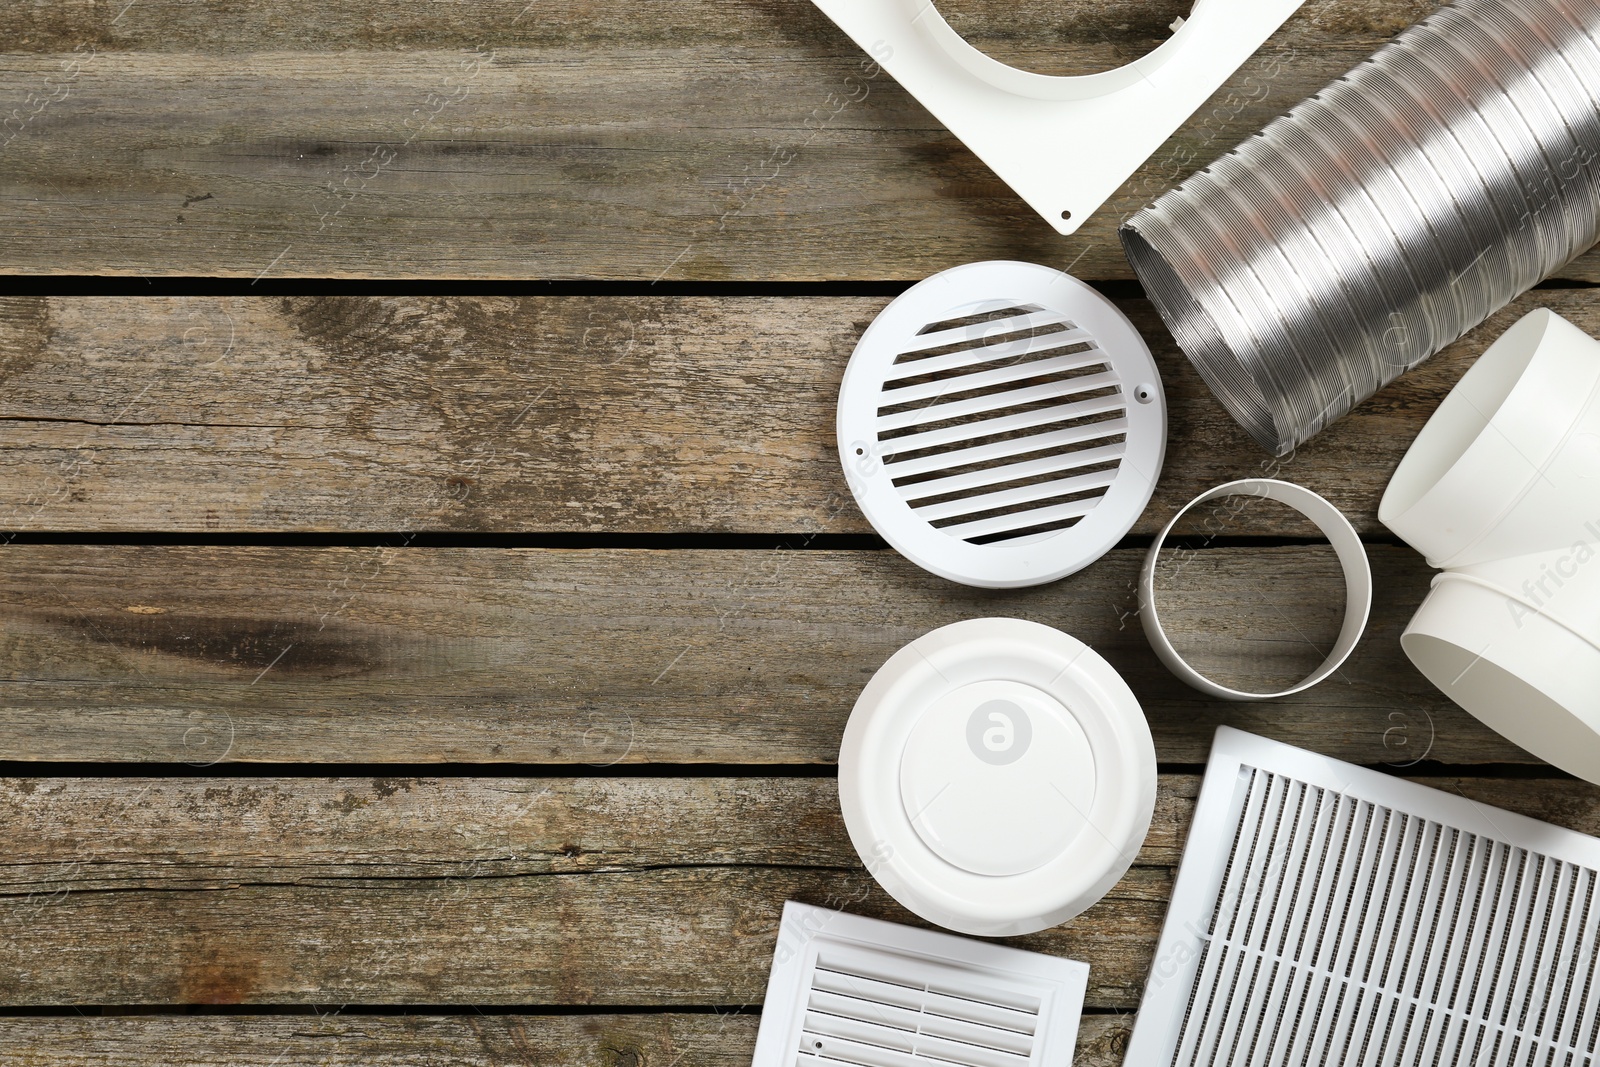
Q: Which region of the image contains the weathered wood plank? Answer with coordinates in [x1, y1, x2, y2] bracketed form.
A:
[0, 774, 1591, 1008]
[0, 543, 1515, 764]
[13, 775, 1596, 891]
[4, 291, 1592, 536]
[0, 1013, 1133, 1067]
[0, 776, 1183, 880]
[5, 0, 1595, 280]
[0, 847, 1165, 1006]
[0, 0, 1438, 54]
[0, 1015, 778, 1067]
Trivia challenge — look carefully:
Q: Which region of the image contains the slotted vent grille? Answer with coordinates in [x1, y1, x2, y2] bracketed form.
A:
[877, 303, 1128, 547]
[1171, 765, 1600, 1067]
[838, 262, 1164, 587]
[798, 946, 1040, 1067]
[751, 903, 1087, 1067]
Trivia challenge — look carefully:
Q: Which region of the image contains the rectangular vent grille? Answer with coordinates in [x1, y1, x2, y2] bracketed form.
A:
[798, 946, 1039, 1067]
[876, 305, 1126, 546]
[1130, 730, 1600, 1067]
[752, 903, 1087, 1067]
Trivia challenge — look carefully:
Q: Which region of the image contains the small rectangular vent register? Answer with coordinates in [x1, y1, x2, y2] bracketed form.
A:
[753, 903, 1087, 1067]
[1128, 728, 1600, 1067]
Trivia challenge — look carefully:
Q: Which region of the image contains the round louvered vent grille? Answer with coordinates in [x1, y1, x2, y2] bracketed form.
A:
[838, 261, 1166, 588]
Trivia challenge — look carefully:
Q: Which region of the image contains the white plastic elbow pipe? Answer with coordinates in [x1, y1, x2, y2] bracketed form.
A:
[1380, 309, 1600, 783]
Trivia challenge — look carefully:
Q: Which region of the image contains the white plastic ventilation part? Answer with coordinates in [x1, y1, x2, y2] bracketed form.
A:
[1128, 728, 1600, 1067]
[1380, 309, 1600, 786]
[751, 902, 1089, 1067]
[1140, 479, 1373, 700]
[838, 261, 1165, 589]
[839, 618, 1157, 937]
[809, 0, 1305, 233]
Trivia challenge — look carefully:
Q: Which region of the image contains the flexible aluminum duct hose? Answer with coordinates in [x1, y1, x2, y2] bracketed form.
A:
[1120, 0, 1600, 456]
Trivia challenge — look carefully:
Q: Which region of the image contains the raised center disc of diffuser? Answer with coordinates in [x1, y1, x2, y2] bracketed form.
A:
[899, 679, 1097, 876]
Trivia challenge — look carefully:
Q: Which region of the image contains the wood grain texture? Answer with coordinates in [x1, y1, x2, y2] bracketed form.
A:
[5, 290, 1596, 536]
[0, 1014, 1131, 1067]
[0, 1014, 1133, 1067]
[0, 1015, 778, 1067]
[0, 773, 1162, 1008]
[4, 0, 1596, 280]
[4, 0, 1588, 1045]
[0, 774, 1592, 1008]
[0, 543, 1516, 765]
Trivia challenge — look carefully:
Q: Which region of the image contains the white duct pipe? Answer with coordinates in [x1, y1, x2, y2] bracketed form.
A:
[1381, 309, 1600, 782]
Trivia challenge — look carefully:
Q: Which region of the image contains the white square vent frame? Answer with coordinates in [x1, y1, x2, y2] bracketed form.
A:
[809, 0, 1304, 233]
[1128, 727, 1600, 1067]
[752, 902, 1089, 1067]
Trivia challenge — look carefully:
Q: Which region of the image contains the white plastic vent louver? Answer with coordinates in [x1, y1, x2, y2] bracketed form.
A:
[752, 902, 1088, 1067]
[838, 262, 1165, 588]
[1128, 728, 1600, 1067]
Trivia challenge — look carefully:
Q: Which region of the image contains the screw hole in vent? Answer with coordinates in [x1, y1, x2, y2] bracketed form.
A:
[836, 261, 1166, 588]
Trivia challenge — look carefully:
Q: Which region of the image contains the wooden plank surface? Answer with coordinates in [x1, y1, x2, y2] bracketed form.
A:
[0, 771, 1169, 1008]
[0, 543, 1514, 765]
[4, 0, 1598, 280]
[7, 0, 1593, 1052]
[0, 1015, 781, 1067]
[5, 290, 1595, 536]
[0, 774, 1591, 1009]
[0, 1014, 1128, 1067]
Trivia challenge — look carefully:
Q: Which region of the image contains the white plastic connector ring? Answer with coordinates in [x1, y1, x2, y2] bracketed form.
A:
[1138, 479, 1372, 701]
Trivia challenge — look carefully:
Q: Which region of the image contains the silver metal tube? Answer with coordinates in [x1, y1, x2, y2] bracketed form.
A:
[1121, 0, 1600, 455]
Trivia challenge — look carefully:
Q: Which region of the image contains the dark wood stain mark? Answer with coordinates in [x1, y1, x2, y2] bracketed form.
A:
[328, 790, 369, 814]
[60, 610, 386, 677]
[604, 1044, 643, 1067]
[279, 295, 507, 368]
[0, 297, 48, 386]
[469, 1015, 541, 1066]
[178, 947, 261, 1006]
[197, 784, 277, 815]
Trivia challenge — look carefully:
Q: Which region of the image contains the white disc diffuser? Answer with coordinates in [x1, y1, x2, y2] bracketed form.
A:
[839, 618, 1157, 937]
[838, 261, 1166, 589]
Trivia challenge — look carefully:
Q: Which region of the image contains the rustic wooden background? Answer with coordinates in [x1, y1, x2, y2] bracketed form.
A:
[3, 0, 1599, 1063]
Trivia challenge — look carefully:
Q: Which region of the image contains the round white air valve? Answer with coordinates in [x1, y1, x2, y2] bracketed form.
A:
[839, 618, 1158, 937]
[838, 261, 1166, 589]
